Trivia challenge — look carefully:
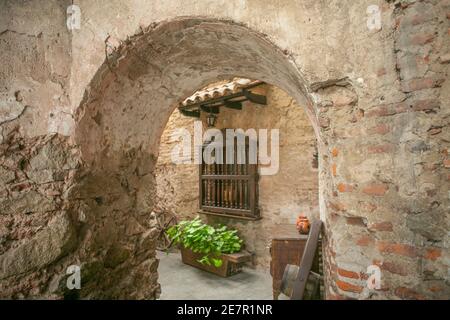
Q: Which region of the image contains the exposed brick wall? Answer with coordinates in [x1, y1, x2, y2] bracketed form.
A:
[319, 0, 449, 300]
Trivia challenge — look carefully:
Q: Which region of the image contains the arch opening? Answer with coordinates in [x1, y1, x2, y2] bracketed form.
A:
[155, 78, 319, 299]
[72, 17, 324, 299]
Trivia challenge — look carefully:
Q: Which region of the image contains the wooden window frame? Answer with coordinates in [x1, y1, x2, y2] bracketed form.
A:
[199, 134, 260, 220]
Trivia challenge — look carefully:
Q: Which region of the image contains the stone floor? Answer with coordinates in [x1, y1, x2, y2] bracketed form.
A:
[157, 250, 276, 300]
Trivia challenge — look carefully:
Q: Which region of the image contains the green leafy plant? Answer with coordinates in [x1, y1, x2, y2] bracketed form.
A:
[166, 216, 243, 268]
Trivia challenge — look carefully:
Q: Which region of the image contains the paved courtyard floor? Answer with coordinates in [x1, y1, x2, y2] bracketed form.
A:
[157, 250, 276, 300]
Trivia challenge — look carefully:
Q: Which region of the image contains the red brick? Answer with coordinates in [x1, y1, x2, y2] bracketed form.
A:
[412, 99, 440, 111]
[410, 33, 435, 46]
[369, 221, 393, 231]
[428, 127, 442, 135]
[395, 287, 425, 300]
[401, 77, 444, 92]
[331, 147, 339, 157]
[443, 159, 450, 168]
[327, 293, 348, 300]
[45, 189, 61, 196]
[423, 163, 437, 171]
[366, 102, 407, 118]
[372, 259, 382, 266]
[377, 241, 418, 258]
[337, 183, 353, 193]
[337, 268, 360, 279]
[333, 93, 357, 107]
[428, 286, 443, 293]
[416, 54, 430, 65]
[329, 262, 338, 274]
[410, 14, 428, 26]
[425, 248, 442, 261]
[377, 68, 386, 77]
[379, 261, 408, 276]
[367, 144, 394, 154]
[336, 280, 363, 293]
[362, 183, 389, 196]
[346, 217, 366, 227]
[356, 235, 374, 247]
[331, 163, 337, 176]
[368, 123, 390, 135]
[400, 12, 435, 27]
[328, 200, 347, 212]
[360, 202, 377, 213]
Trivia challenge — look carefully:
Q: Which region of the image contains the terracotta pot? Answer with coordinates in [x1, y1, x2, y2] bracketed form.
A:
[296, 215, 310, 234]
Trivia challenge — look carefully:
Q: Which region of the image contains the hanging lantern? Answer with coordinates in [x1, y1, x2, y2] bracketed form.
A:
[206, 113, 217, 127]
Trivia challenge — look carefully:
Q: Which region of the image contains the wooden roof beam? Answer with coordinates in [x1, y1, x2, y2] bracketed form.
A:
[243, 89, 267, 105]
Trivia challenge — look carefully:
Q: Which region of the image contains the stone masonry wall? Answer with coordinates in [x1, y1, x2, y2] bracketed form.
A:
[0, 1, 161, 299]
[317, 1, 449, 299]
[0, 0, 448, 300]
[0, 129, 161, 299]
[155, 84, 319, 268]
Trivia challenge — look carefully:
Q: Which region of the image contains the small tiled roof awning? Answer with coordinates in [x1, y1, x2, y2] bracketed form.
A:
[178, 78, 266, 117]
[181, 78, 263, 107]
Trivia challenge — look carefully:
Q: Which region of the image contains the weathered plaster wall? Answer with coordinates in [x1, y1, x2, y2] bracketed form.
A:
[155, 84, 319, 268]
[0, 0, 448, 300]
[155, 109, 199, 221]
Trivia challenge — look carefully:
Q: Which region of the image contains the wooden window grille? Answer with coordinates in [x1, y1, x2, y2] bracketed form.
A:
[199, 133, 259, 220]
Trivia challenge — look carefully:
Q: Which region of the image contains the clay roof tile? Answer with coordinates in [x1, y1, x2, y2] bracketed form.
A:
[181, 78, 261, 107]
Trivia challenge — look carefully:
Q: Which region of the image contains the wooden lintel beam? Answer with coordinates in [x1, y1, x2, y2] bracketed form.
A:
[243, 89, 267, 105]
[178, 108, 200, 118]
[224, 100, 242, 110]
[200, 105, 220, 114]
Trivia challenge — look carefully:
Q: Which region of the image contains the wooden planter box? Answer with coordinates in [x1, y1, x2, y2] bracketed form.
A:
[180, 246, 252, 277]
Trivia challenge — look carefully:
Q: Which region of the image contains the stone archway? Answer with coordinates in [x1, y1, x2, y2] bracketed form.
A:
[72, 17, 326, 299]
[2, 8, 446, 299]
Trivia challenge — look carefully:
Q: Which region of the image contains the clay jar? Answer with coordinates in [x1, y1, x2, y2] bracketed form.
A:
[296, 215, 310, 234]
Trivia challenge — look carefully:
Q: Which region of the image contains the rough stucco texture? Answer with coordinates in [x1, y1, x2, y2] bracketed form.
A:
[0, 0, 449, 300]
[155, 84, 319, 269]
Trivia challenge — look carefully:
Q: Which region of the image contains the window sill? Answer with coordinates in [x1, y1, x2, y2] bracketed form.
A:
[198, 210, 261, 221]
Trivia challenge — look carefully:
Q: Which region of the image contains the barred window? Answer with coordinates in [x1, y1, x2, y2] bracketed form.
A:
[199, 132, 259, 220]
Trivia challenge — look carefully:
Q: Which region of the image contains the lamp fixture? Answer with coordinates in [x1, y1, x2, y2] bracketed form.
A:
[206, 113, 217, 127]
